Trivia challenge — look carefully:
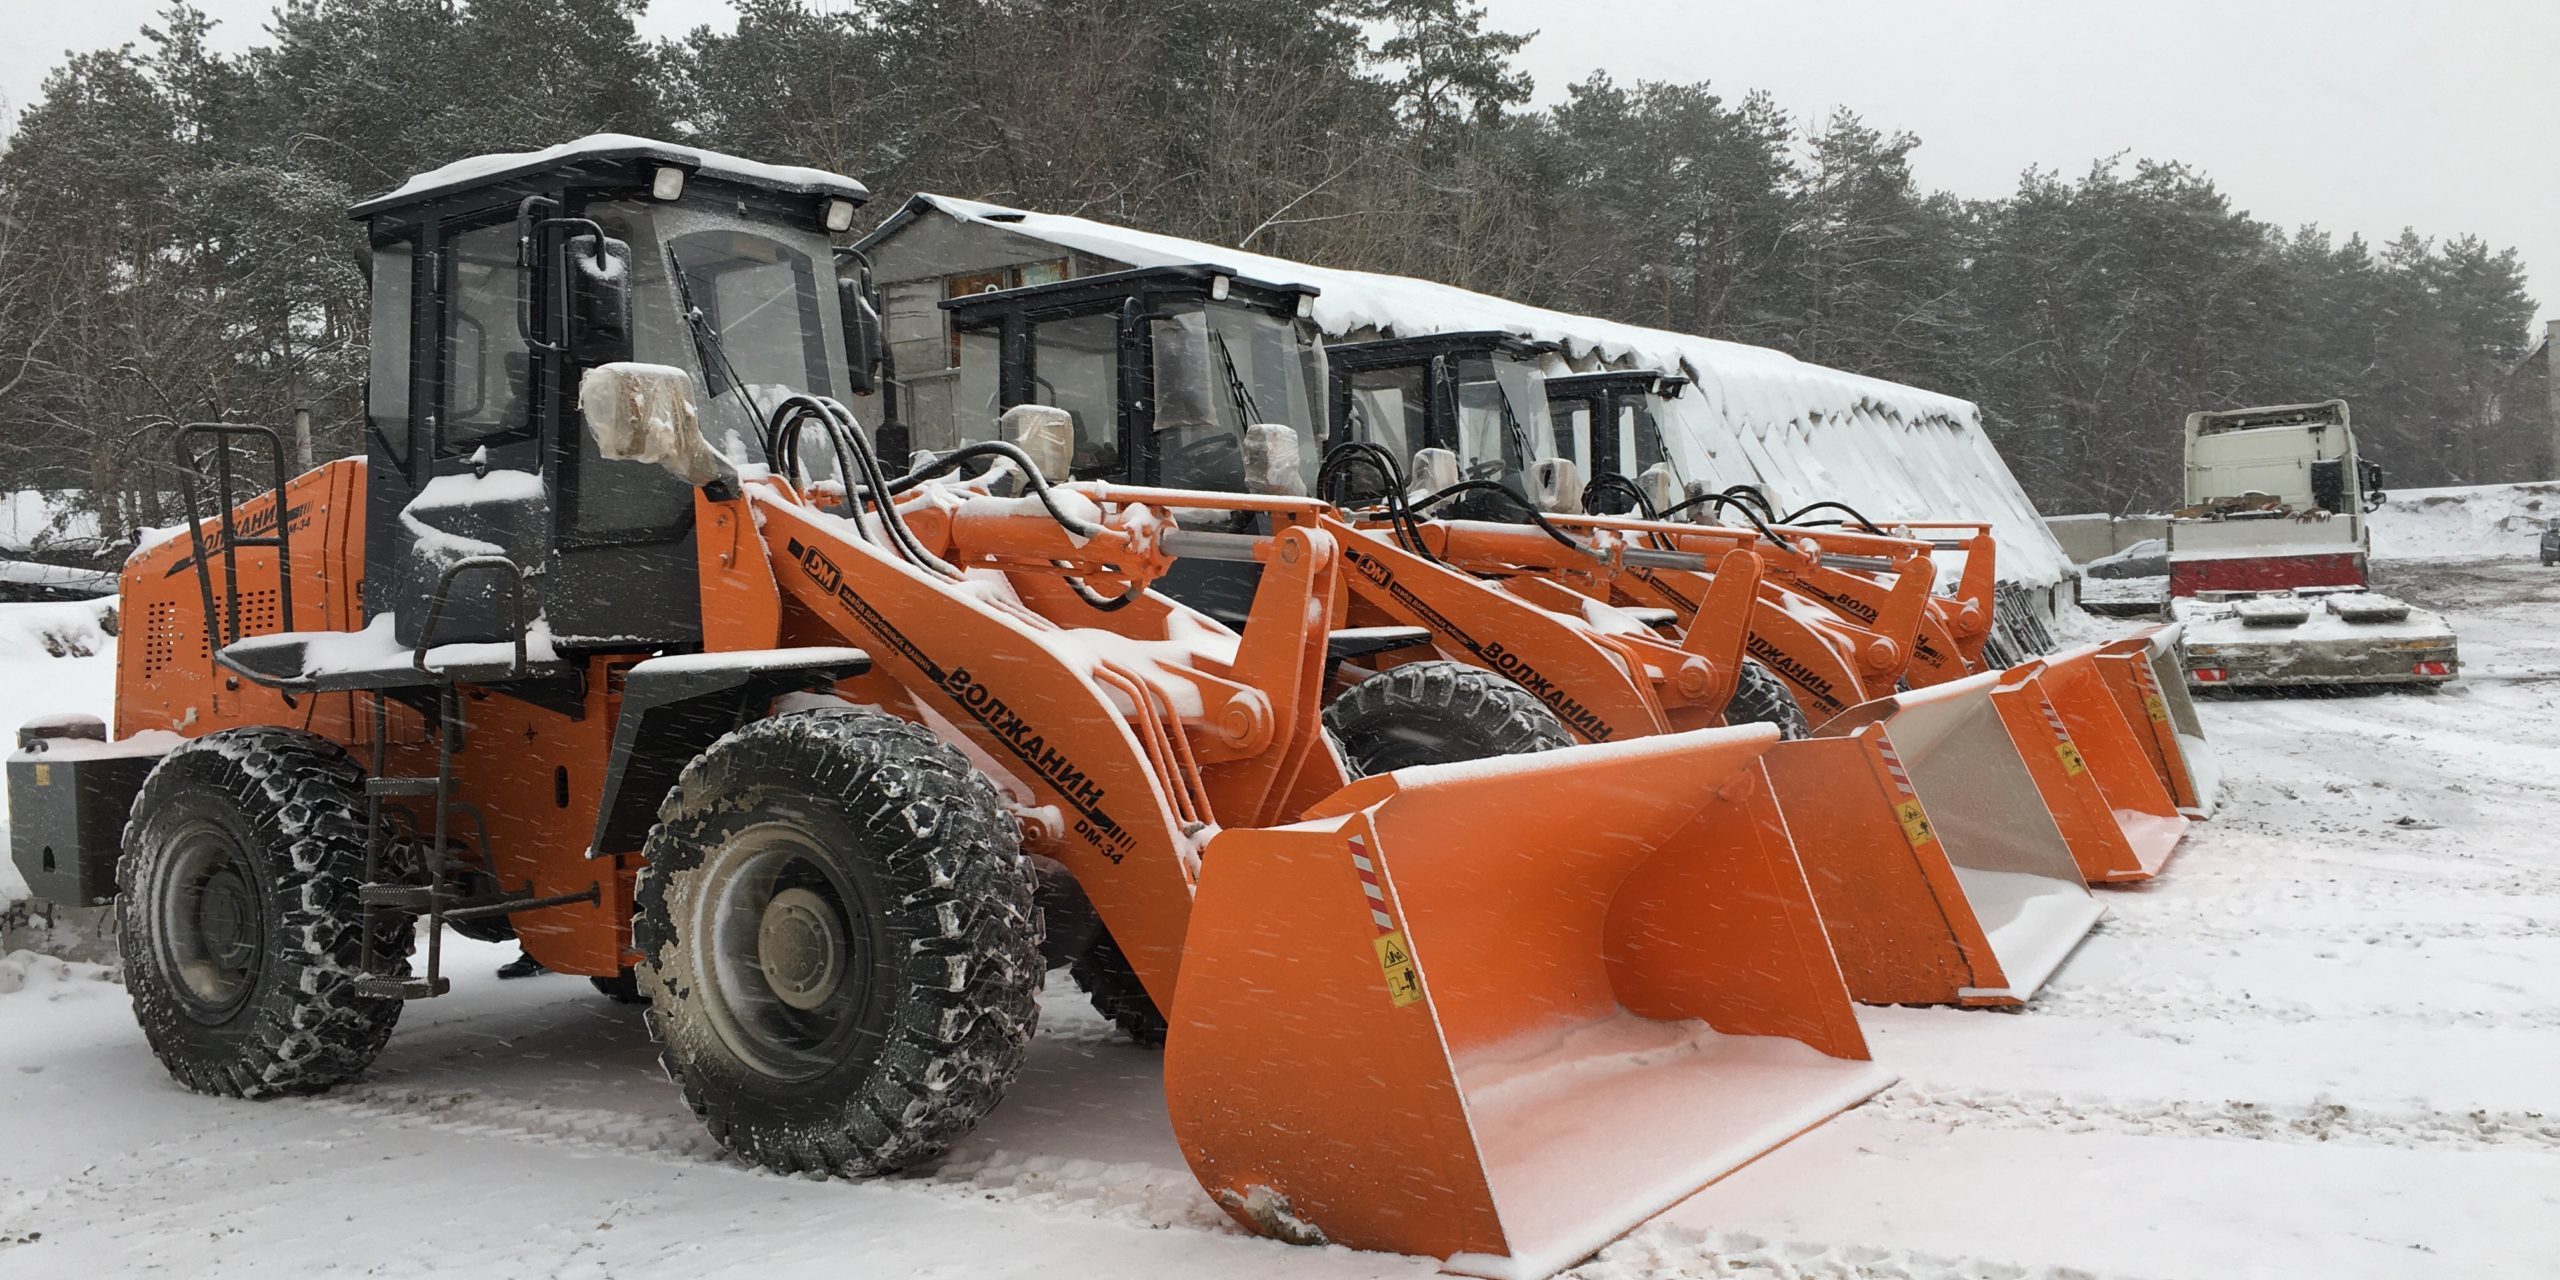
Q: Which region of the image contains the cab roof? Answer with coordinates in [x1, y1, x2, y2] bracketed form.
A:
[348, 134, 869, 219]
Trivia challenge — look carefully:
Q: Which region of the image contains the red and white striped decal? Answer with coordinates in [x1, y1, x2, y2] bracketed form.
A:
[2039, 698, 2089, 776]
[1876, 737, 1918, 798]
[2038, 699, 2073, 742]
[1348, 836, 1394, 934]
[2131, 660, 2172, 721]
[1876, 735, 1938, 849]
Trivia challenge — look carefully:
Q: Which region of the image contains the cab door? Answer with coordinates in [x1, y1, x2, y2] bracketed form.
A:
[366, 210, 553, 650]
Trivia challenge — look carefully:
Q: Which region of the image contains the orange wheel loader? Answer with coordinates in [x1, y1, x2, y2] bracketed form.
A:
[6, 139, 1902, 1278]
[930, 275, 2112, 1007]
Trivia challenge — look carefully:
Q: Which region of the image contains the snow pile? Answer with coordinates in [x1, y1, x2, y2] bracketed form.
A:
[2367, 480, 2560, 561]
[0, 597, 114, 660]
[0, 949, 117, 997]
[0, 489, 101, 555]
[899, 195, 2072, 591]
[0, 599, 121, 909]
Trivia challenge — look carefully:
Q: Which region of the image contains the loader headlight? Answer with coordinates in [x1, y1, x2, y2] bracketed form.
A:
[650, 165, 686, 201]
[823, 198, 858, 233]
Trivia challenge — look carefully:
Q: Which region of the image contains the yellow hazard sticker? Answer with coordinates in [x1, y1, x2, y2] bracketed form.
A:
[2056, 741, 2087, 776]
[1373, 932, 1423, 1008]
[1895, 799, 1935, 848]
[31, 763, 49, 786]
[2142, 693, 2169, 723]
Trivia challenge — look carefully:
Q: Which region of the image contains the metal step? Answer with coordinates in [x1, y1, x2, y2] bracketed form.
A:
[357, 976, 451, 1000]
[359, 883, 442, 911]
[367, 777, 442, 797]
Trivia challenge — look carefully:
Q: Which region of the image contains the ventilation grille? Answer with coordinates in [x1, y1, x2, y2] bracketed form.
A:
[233, 588, 281, 638]
[142, 601, 184, 679]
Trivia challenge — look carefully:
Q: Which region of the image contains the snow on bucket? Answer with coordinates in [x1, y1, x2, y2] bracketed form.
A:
[1163, 727, 1890, 1278]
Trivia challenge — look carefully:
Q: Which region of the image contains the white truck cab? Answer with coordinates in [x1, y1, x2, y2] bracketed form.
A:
[2166, 400, 2455, 688]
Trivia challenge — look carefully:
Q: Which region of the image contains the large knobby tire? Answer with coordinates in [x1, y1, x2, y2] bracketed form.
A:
[1321, 659, 1574, 776]
[1723, 658, 1811, 739]
[118, 728, 409, 1098]
[634, 709, 1042, 1177]
[1071, 663, 1574, 1048]
[1067, 930, 1165, 1049]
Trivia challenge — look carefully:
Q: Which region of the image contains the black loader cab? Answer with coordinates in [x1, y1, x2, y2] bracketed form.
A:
[1325, 331, 1561, 522]
[940, 264, 1327, 623]
[347, 136, 876, 657]
[1544, 368, 1689, 515]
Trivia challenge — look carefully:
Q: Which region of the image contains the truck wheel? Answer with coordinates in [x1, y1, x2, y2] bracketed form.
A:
[1322, 659, 1574, 776]
[634, 709, 1042, 1176]
[1723, 659, 1811, 739]
[118, 728, 408, 1098]
[1072, 666, 1574, 1048]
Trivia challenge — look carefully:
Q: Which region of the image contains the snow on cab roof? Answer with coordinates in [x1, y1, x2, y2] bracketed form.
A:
[351, 134, 869, 217]
[883, 194, 2069, 588]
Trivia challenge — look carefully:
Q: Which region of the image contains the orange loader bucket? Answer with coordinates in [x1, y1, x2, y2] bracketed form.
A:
[2090, 625, 2218, 816]
[1990, 652, 2189, 883]
[1164, 728, 1892, 1278]
[1776, 677, 2104, 1006]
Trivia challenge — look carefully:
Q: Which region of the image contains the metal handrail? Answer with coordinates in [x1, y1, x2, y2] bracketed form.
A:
[171, 423, 297, 647]
[410, 555, 535, 676]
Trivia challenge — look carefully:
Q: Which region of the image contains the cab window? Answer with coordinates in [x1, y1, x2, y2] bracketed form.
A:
[368, 240, 415, 471]
[437, 221, 531, 455]
[1027, 312, 1122, 478]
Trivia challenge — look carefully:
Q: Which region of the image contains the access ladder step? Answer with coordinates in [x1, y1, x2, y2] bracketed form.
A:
[356, 976, 451, 1000]
[359, 883, 443, 911]
[367, 777, 442, 797]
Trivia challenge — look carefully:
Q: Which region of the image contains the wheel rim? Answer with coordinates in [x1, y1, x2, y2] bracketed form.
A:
[689, 821, 882, 1083]
[156, 821, 264, 1021]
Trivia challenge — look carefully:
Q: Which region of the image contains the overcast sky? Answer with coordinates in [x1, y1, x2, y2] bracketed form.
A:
[6, 0, 2553, 330]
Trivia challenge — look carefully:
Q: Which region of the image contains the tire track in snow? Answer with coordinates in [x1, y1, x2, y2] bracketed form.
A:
[2092, 909, 2560, 946]
[292, 1083, 2134, 1280]
[1563, 1224, 2156, 1280]
[1863, 1086, 2560, 1153]
[2035, 975, 2560, 1028]
[300, 1082, 1238, 1236]
[2027, 981, 2560, 1030]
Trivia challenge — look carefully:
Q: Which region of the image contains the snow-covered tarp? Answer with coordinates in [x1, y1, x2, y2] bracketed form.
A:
[889, 195, 2071, 590]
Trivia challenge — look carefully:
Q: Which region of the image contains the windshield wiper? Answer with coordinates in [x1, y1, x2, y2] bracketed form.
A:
[1207, 329, 1264, 427]
[669, 247, 781, 447]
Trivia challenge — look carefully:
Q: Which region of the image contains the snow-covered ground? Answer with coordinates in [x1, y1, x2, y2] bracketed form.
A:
[2, 540, 2556, 1277]
[2368, 480, 2560, 562]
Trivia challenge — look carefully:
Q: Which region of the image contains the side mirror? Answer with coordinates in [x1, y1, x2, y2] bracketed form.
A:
[578, 362, 727, 487]
[1527, 457, 1585, 515]
[842, 271, 884, 396]
[1679, 480, 1714, 524]
[1244, 424, 1309, 497]
[566, 234, 635, 365]
[1635, 463, 1683, 517]
[999, 404, 1074, 481]
[1409, 447, 1461, 496]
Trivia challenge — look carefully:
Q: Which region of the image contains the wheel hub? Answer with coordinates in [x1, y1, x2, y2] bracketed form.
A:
[757, 886, 846, 1012]
[159, 825, 263, 1018]
[195, 865, 258, 972]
